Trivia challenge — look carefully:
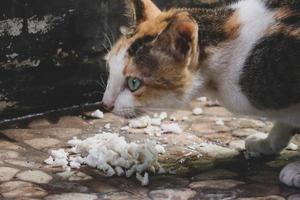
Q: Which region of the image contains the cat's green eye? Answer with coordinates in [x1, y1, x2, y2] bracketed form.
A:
[127, 77, 142, 92]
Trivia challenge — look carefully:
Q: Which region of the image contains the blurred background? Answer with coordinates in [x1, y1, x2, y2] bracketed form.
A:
[0, 0, 225, 121]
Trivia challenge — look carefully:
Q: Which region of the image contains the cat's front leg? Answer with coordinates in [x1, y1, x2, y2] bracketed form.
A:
[280, 161, 300, 188]
[245, 122, 296, 155]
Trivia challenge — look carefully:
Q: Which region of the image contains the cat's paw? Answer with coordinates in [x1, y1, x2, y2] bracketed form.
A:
[245, 132, 275, 156]
[279, 161, 300, 188]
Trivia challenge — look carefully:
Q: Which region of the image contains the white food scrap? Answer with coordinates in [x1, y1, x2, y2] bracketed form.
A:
[159, 112, 168, 120]
[151, 118, 162, 126]
[192, 108, 203, 115]
[45, 132, 165, 186]
[161, 123, 183, 134]
[286, 143, 298, 151]
[44, 156, 54, 165]
[47, 149, 69, 168]
[91, 109, 104, 119]
[197, 97, 207, 102]
[182, 116, 189, 121]
[129, 116, 151, 128]
[215, 118, 225, 126]
[136, 172, 149, 186]
[169, 116, 177, 121]
[120, 126, 130, 131]
[144, 126, 162, 137]
[104, 123, 111, 129]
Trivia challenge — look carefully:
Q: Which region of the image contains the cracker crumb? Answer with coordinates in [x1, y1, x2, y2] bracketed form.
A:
[192, 108, 203, 115]
[151, 118, 162, 126]
[286, 142, 298, 151]
[91, 109, 104, 119]
[129, 116, 151, 128]
[44, 156, 54, 165]
[182, 116, 189, 121]
[104, 123, 111, 129]
[159, 112, 168, 120]
[45, 132, 165, 186]
[120, 126, 130, 131]
[136, 172, 149, 186]
[169, 116, 177, 121]
[197, 97, 207, 102]
[215, 118, 225, 126]
[48, 149, 69, 167]
[144, 126, 162, 137]
[161, 123, 183, 134]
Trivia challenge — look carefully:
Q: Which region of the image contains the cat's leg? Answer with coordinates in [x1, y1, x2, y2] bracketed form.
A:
[245, 122, 296, 155]
[280, 161, 300, 188]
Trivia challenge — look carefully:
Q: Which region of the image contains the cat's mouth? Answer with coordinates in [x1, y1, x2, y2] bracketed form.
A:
[113, 107, 146, 119]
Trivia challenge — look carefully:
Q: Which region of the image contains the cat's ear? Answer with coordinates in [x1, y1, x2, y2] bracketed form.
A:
[125, 0, 161, 25]
[164, 12, 199, 62]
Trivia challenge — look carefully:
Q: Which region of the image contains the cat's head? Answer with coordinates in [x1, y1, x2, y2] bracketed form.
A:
[102, 0, 201, 117]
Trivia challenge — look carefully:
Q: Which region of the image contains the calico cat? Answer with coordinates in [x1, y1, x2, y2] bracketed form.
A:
[102, 0, 300, 187]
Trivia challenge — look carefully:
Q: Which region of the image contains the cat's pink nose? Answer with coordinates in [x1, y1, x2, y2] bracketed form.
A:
[102, 97, 114, 111]
[102, 90, 116, 111]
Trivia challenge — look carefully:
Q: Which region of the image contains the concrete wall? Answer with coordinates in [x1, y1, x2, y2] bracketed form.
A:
[1, 0, 122, 119]
[0, 0, 223, 120]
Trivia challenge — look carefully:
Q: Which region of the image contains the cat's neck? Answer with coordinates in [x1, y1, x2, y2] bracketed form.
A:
[188, 7, 235, 50]
[186, 7, 237, 99]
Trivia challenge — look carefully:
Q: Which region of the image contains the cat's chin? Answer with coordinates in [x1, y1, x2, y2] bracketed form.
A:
[112, 108, 144, 119]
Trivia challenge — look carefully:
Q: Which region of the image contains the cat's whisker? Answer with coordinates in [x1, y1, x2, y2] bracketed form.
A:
[98, 76, 106, 87]
[95, 80, 106, 91]
[106, 24, 116, 45]
[99, 76, 107, 89]
[105, 24, 116, 44]
[104, 33, 113, 50]
[95, 81, 104, 88]
[101, 43, 110, 54]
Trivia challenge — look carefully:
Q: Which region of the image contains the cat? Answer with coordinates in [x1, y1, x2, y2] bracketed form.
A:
[102, 0, 300, 187]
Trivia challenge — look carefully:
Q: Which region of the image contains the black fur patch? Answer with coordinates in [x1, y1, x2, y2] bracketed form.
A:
[265, 0, 300, 10]
[134, 45, 160, 76]
[128, 35, 156, 56]
[239, 34, 300, 110]
[131, 0, 145, 23]
[190, 8, 234, 47]
[128, 35, 160, 76]
[280, 14, 300, 26]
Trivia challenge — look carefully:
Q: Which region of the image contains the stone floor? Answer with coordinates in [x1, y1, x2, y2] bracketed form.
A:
[0, 99, 299, 200]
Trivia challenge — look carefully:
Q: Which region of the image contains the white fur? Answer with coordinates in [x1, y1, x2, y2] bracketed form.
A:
[245, 122, 296, 155]
[103, 46, 136, 115]
[114, 89, 137, 116]
[183, 75, 204, 104]
[212, 0, 276, 115]
[103, 47, 127, 106]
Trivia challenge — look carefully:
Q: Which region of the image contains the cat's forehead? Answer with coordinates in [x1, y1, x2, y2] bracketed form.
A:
[105, 37, 130, 61]
[106, 10, 177, 61]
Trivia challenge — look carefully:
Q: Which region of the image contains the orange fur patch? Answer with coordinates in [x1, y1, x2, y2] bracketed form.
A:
[274, 7, 298, 20]
[224, 11, 241, 39]
[142, 0, 161, 20]
[270, 7, 300, 39]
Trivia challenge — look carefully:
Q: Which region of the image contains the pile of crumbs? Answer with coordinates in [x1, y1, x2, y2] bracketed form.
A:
[45, 132, 165, 186]
[128, 112, 183, 135]
[45, 105, 207, 185]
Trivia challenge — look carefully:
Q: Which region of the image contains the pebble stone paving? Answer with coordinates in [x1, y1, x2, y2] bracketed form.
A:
[0, 99, 299, 200]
